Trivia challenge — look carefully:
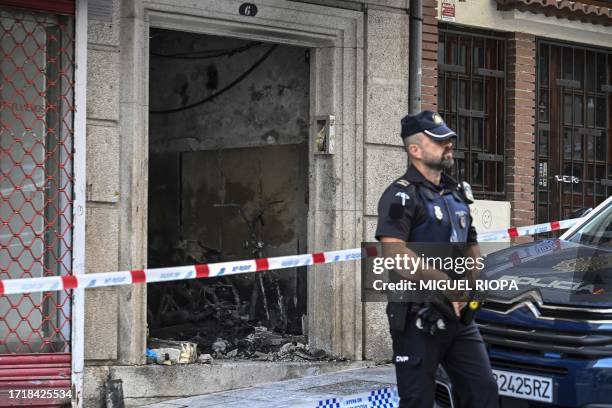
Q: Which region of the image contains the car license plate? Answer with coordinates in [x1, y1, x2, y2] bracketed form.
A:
[492, 369, 553, 403]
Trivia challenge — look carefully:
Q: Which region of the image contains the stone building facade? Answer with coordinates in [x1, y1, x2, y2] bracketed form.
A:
[0, 0, 610, 406]
[81, 2, 612, 405]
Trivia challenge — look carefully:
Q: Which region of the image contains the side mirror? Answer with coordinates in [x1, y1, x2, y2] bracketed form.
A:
[569, 207, 593, 219]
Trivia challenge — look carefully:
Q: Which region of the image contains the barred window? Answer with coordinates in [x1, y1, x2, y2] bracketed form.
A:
[438, 27, 506, 199]
[536, 42, 612, 224]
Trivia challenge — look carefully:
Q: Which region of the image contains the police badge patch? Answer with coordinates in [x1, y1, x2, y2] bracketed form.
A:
[434, 205, 444, 221]
[456, 210, 467, 228]
[432, 112, 443, 125]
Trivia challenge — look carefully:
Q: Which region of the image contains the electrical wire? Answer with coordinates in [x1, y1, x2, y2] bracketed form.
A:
[151, 42, 263, 60]
[150, 45, 278, 115]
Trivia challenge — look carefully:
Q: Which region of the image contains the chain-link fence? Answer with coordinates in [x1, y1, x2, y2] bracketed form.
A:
[0, 6, 74, 355]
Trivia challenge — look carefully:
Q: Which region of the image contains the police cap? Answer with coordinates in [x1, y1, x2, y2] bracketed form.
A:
[400, 111, 457, 141]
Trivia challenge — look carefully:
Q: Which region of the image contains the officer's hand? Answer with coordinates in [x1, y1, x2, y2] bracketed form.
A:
[415, 305, 446, 335]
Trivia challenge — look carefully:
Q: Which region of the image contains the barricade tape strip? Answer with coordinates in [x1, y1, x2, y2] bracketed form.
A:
[476, 218, 580, 242]
[0, 218, 582, 296]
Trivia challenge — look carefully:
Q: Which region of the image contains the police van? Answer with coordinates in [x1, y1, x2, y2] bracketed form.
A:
[435, 195, 612, 408]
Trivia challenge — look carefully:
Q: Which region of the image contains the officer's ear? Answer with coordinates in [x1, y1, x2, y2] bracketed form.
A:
[407, 142, 422, 159]
[404, 133, 423, 159]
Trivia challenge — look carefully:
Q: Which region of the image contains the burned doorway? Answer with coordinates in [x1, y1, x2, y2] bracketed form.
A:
[147, 29, 310, 359]
[536, 41, 612, 223]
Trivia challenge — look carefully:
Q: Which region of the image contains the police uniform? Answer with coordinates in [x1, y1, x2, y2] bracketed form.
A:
[375, 111, 499, 408]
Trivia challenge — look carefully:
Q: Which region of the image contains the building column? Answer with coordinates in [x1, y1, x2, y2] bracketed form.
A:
[506, 32, 537, 240]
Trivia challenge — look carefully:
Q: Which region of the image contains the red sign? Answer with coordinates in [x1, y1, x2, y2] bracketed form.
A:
[441, 0, 456, 21]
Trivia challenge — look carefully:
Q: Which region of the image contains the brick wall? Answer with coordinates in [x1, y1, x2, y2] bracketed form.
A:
[422, 0, 438, 111]
[506, 32, 537, 240]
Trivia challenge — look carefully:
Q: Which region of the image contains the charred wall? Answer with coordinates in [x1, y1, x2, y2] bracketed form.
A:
[147, 30, 310, 346]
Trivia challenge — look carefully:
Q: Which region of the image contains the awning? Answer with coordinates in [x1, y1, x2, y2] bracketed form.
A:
[496, 0, 612, 26]
[0, 0, 75, 16]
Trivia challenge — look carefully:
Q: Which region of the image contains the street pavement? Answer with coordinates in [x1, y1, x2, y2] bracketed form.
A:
[143, 364, 399, 407]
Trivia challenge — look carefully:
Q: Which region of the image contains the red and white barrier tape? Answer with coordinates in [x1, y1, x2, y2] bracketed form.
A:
[0, 218, 582, 296]
[476, 218, 580, 242]
[0, 249, 362, 296]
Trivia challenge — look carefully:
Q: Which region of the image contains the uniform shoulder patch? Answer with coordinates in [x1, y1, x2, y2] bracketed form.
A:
[394, 191, 410, 206]
[396, 179, 410, 187]
[461, 181, 474, 203]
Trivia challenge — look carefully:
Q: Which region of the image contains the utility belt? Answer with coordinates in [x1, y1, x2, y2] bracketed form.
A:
[387, 300, 482, 333]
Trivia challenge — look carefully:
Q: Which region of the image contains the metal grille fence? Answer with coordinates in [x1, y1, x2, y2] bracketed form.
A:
[0, 6, 74, 355]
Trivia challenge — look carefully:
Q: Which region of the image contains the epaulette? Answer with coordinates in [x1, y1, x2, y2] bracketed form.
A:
[395, 179, 410, 187]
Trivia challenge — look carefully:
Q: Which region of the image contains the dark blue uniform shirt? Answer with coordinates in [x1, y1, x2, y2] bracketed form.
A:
[375, 165, 477, 244]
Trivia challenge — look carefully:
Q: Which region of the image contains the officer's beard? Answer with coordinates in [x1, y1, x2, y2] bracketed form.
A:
[422, 149, 454, 171]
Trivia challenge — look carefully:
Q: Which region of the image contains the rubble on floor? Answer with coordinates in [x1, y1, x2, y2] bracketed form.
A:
[147, 245, 326, 364]
[147, 326, 344, 365]
[147, 339, 198, 365]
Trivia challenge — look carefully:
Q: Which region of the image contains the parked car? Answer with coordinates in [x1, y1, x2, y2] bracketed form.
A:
[435, 195, 612, 408]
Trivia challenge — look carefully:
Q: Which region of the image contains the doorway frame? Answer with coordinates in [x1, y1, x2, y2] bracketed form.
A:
[120, 0, 364, 362]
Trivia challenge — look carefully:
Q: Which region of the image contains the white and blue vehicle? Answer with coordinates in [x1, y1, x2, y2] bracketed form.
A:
[435, 196, 612, 408]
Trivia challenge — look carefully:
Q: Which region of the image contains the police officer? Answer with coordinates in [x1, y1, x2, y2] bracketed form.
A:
[375, 111, 499, 408]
